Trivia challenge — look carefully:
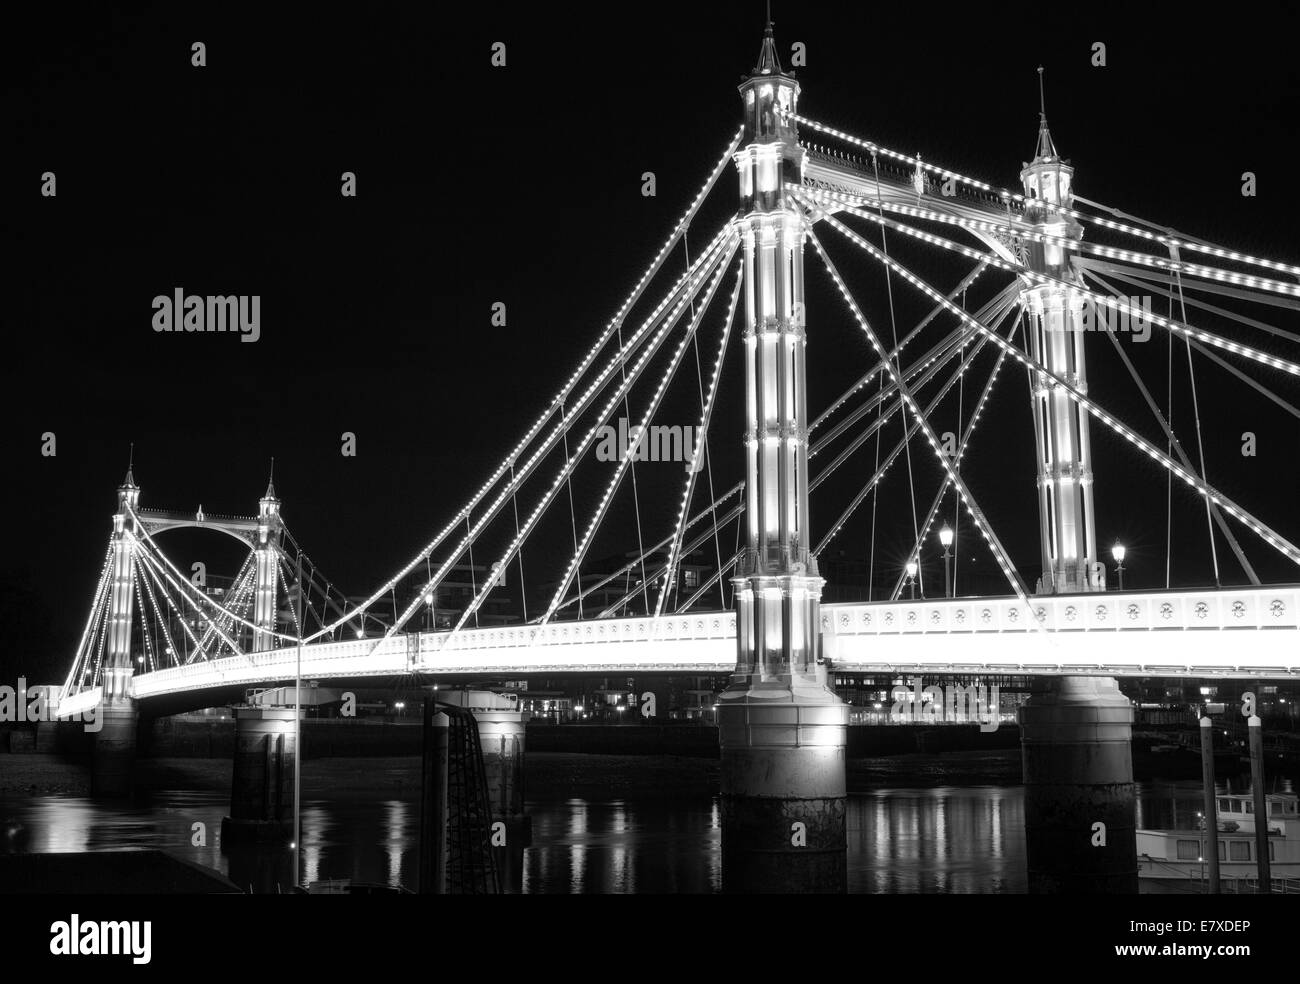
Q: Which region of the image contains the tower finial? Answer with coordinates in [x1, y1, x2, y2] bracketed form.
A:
[122, 442, 136, 487]
[265, 456, 277, 499]
[1032, 65, 1057, 160]
[754, 9, 782, 75]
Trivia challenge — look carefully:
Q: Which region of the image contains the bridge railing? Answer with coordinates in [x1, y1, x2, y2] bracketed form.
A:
[820, 586, 1300, 636]
[821, 586, 1300, 676]
[422, 612, 737, 652]
[131, 636, 409, 699]
[123, 586, 1300, 699]
[129, 613, 742, 699]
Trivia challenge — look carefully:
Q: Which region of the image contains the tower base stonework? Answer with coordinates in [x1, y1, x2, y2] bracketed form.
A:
[90, 699, 139, 798]
[718, 697, 849, 893]
[436, 690, 531, 892]
[221, 706, 299, 844]
[1019, 675, 1137, 893]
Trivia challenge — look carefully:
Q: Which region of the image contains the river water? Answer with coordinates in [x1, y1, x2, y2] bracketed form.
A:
[0, 753, 1283, 893]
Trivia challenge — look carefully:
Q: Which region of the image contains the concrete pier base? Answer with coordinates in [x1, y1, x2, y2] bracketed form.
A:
[437, 690, 531, 891]
[90, 700, 139, 798]
[718, 697, 849, 893]
[1019, 675, 1137, 893]
[221, 706, 299, 845]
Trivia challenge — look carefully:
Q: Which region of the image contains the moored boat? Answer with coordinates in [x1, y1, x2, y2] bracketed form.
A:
[1138, 792, 1300, 883]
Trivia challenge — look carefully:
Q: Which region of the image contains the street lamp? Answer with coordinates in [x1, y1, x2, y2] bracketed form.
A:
[905, 559, 918, 600]
[938, 523, 954, 598]
[1111, 542, 1126, 591]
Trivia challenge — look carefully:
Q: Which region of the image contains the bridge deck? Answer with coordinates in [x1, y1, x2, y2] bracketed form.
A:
[54, 585, 1300, 717]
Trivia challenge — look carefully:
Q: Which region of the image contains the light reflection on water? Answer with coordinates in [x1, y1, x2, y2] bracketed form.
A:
[850, 787, 1024, 893]
[2, 779, 1245, 893]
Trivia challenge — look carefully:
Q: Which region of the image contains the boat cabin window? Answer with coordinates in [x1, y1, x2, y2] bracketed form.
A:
[1218, 841, 1226, 861]
[1219, 798, 1232, 812]
[1229, 841, 1250, 861]
[1244, 801, 1253, 814]
[1176, 840, 1199, 860]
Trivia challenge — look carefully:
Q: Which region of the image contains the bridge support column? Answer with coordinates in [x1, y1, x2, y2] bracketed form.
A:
[718, 699, 849, 893]
[92, 469, 143, 798]
[90, 697, 139, 798]
[1019, 675, 1136, 893]
[221, 706, 299, 844]
[437, 690, 531, 891]
[717, 25, 849, 893]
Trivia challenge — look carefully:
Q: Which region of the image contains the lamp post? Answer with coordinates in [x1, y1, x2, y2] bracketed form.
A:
[1111, 542, 1126, 591]
[938, 523, 954, 598]
[905, 560, 918, 601]
[293, 548, 303, 891]
[1197, 811, 1205, 889]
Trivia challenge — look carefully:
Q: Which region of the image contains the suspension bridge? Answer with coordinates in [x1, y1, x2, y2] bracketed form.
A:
[50, 24, 1300, 892]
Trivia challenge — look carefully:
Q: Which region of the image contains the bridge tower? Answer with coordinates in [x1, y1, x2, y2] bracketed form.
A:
[252, 476, 282, 652]
[1019, 90, 1101, 595]
[717, 23, 849, 893]
[92, 465, 142, 796]
[1016, 88, 1137, 892]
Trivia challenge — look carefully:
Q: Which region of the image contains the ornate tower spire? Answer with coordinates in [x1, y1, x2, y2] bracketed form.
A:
[1033, 66, 1058, 161]
[754, 18, 783, 76]
[117, 444, 140, 513]
[1018, 66, 1098, 594]
[254, 460, 284, 651]
[121, 443, 137, 489]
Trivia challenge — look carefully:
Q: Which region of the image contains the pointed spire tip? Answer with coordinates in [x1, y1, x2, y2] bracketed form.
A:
[1032, 65, 1057, 160]
[754, 11, 782, 75]
[122, 442, 136, 487]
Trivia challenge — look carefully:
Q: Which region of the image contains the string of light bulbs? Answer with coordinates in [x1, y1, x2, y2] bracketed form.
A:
[805, 221, 1053, 639]
[805, 197, 1300, 569]
[802, 187, 1300, 379]
[657, 258, 744, 618]
[539, 240, 738, 625]
[791, 113, 1300, 279]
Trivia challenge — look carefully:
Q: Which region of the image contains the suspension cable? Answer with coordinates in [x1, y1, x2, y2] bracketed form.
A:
[1170, 243, 1222, 586]
[805, 196, 1300, 568]
[1081, 269, 1257, 584]
[793, 112, 1300, 279]
[870, 151, 925, 596]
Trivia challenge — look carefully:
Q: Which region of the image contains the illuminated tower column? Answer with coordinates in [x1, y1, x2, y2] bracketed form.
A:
[1016, 107, 1136, 893]
[252, 479, 282, 652]
[1019, 114, 1100, 596]
[92, 468, 141, 797]
[716, 24, 849, 894]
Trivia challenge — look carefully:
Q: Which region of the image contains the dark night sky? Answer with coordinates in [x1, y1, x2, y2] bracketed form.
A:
[6, 1, 1299, 681]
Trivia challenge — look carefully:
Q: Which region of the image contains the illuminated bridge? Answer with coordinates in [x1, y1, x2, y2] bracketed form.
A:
[57, 584, 1300, 718]
[53, 23, 1300, 893]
